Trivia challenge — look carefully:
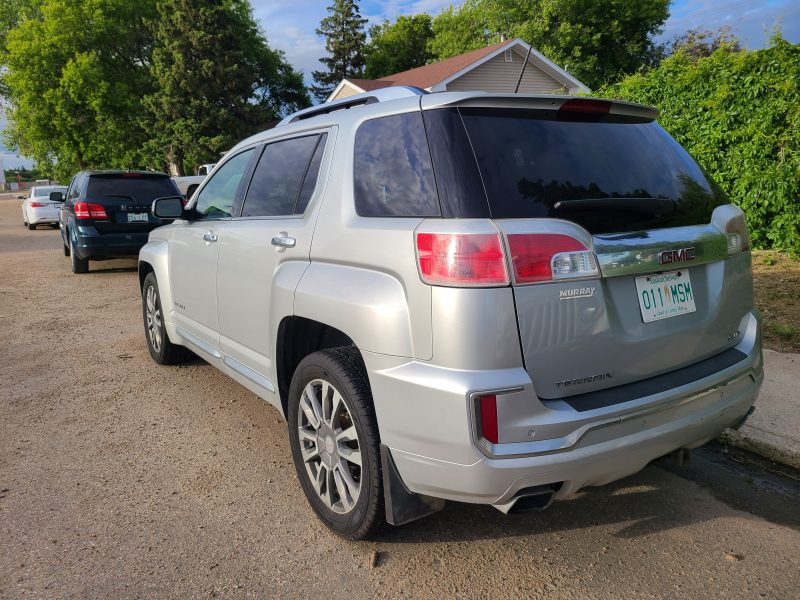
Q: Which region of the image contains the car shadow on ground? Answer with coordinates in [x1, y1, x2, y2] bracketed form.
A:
[373, 460, 797, 544]
[85, 259, 138, 274]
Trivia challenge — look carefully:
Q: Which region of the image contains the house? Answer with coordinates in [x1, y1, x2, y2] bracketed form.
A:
[327, 37, 589, 103]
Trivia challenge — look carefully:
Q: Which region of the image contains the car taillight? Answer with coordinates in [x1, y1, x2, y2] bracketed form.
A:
[724, 214, 750, 254]
[74, 202, 108, 220]
[559, 99, 611, 114]
[507, 233, 598, 284]
[29, 201, 47, 207]
[416, 232, 509, 286]
[478, 394, 498, 444]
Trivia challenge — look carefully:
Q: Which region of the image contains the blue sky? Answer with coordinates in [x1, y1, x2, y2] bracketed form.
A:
[2, 0, 798, 167]
[253, 0, 800, 83]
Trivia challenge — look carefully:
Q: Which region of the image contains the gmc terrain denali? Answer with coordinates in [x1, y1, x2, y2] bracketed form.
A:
[139, 88, 762, 539]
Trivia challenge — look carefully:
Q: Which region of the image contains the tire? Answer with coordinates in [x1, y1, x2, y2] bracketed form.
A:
[28, 223, 36, 230]
[186, 184, 199, 199]
[63, 240, 70, 257]
[142, 272, 190, 365]
[69, 236, 89, 274]
[287, 347, 383, 540]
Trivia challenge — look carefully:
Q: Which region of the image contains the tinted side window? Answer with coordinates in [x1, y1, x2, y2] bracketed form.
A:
[242, 135, 320, 217]
[295, 133, 327, 215]
[194, 149, 254, 220]
[354, 112, 440, 217]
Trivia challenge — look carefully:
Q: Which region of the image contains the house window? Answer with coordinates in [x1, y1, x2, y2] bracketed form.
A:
[504, 50, 513, 62]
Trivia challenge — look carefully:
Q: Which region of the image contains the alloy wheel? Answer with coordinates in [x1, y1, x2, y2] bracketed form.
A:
[298, 378, 362, 514]
[145, 284, 163, 353]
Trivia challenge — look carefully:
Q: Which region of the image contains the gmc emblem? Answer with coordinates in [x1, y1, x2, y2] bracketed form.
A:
[659, 247, 696, 265]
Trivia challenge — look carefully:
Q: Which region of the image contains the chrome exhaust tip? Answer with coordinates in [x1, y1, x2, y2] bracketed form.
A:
[493, 484, 559, 514]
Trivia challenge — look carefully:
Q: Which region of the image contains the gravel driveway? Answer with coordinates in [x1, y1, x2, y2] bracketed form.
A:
[1, 193, 799, 599]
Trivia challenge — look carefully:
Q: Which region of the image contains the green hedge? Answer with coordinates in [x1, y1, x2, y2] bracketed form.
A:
[599, 36, 800, 254]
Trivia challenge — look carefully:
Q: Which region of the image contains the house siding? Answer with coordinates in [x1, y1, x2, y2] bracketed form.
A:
[445, 49, 567, 94]
[330, 83, 361, 101]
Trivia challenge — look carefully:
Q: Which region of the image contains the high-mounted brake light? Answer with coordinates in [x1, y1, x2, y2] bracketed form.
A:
[724, 213, 750, 254]
[29, 201, 47, 208]
[478, 394, 498, 444]
[74, 202, 108, 220]
[416, 232, 509, 286]
[507, 233, 598, 284]
[559, 99, 611, 114]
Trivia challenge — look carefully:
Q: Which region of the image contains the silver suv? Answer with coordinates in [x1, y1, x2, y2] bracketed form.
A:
[139, 88, 762, 539]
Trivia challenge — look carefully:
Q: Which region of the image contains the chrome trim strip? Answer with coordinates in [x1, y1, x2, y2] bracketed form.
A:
[223, 356, 275, 393]
[175, 327, 222, 359]
[594, 225, 728, 278]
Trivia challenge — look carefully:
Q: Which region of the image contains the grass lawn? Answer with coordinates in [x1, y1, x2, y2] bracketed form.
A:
[751, 250, 800, 353]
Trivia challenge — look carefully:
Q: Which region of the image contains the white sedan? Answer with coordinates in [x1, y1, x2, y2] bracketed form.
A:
[21, 186, 67, 230]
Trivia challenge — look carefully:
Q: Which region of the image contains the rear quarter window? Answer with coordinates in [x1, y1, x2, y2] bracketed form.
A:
[353, 112, 440, 217]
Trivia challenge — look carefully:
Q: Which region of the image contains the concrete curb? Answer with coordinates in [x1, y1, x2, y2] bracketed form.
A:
[718, 349, 800, 470]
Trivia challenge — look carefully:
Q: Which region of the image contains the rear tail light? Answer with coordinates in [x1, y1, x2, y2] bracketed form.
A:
[559, 99, 611, 114]
[724, 214, 750, 254]
[416, 232, 509, 286]
[507, 233, 598, 284]
[478, 394, 498, 444]
[74, 202, 108, 220]
[29, 201, 47, 208]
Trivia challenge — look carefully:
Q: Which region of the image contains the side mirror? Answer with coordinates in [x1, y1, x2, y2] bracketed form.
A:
[49, 191, 64, 202]
[152, 196, 185, 219]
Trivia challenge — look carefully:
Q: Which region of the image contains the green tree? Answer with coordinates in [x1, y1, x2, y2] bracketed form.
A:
[311, 0, 368, 102]
[1, 0, 157, 180]
[600, 35, 800, 254]
[143, 0, 309, 175]
[365, 14, 434, 79]
[428, 0, 670, 89]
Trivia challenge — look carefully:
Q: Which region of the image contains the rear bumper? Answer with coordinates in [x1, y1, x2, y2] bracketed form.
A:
[71, 225, 150, 259]
[366, 311, 762, 506]
[27, 208, 59, 224]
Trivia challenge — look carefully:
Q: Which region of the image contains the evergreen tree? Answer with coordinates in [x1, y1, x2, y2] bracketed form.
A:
[311, 0, 367, 102]
[143, 0, 310, 175]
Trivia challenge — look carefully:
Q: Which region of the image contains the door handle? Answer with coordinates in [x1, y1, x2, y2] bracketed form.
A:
[271, 235, 296, 248]
[203, 232, 218, 243]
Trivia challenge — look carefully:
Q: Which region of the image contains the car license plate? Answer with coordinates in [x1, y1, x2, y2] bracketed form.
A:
[127, 212, 148, 222]
[635, 270, 696, 323]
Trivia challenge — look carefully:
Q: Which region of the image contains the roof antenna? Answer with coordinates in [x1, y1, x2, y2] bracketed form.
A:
[514, 42, 533, 93]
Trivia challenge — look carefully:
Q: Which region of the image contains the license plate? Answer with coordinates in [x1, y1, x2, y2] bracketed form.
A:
[635, 270, 696, 323]
[127, 212, 148, 222]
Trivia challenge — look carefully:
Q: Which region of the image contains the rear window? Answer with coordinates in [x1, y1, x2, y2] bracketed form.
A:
[353, 112, 440, 217]
[33, 187, 66, 197]
[457, 107, 726, 233]
[86, 175, 179, 203]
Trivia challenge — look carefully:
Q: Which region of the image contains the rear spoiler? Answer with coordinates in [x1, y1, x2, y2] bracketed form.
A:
[420, 93, 659, 121]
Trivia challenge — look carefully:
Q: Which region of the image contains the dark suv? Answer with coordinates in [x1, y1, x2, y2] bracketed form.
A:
[58, 171, 181, 273]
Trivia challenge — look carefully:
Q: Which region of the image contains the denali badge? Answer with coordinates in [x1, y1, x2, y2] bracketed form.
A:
[554, 373, 613, 388]
[659, 247, 696, 265]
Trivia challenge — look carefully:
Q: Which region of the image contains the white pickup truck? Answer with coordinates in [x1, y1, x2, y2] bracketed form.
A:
[171, 163, 216, 199]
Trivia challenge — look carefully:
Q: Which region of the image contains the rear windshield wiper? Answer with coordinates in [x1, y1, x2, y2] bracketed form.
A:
[553, 197, 678, 214]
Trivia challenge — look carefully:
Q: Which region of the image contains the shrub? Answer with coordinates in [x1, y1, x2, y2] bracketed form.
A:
[599, 35, 800, 254]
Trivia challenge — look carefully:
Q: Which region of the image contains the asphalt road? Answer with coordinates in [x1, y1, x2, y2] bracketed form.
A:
[1, 192, 799, 599]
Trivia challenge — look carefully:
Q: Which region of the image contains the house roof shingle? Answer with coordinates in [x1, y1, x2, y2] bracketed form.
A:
[372, 40, 510, 89]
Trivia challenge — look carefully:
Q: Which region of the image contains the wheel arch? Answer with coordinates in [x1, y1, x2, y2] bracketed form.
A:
[276, 316, 359, 418]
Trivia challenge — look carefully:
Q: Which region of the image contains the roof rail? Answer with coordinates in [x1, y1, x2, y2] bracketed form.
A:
[277, 86, 428, 127]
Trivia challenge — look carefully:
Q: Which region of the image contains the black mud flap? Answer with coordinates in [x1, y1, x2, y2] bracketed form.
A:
[380, 444, 445, 526]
